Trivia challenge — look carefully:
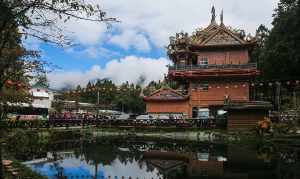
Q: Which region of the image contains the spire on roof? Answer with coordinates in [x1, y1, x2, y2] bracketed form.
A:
[220, 9, 224, 26]
[211, 6, 216, 24]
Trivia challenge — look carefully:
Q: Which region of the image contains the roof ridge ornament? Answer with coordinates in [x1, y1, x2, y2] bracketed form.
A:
[211, 6, 216, 24]
[220, 9, 224, 26]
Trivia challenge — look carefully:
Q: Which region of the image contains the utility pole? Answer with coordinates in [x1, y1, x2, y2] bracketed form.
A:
[97, 90, 100, 105]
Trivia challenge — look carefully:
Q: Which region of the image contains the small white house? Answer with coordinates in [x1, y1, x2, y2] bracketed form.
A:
[30, 86, 54, 109]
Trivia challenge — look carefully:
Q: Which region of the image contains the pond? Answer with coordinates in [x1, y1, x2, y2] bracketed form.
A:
[4, 131, 300, 179]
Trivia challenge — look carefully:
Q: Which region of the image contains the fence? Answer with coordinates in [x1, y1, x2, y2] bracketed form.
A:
[168, 63, 257, 71]
[0, 118, 218, 129]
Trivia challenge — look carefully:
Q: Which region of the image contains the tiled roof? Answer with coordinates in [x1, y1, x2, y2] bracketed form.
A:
[144, 87, 189, 101]
[191, 23, 252, 47]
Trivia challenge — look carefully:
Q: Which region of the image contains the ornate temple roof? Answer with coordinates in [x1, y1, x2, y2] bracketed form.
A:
[144, 87, 189, 102]
[167, 6, 256, 55]
[191, 23, 249, 47]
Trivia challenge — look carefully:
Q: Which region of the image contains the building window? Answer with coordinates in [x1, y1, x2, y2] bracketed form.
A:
[191, 83, 198, 90]
[198, 108, 210, 119]
[179, 59, 186, 66]
[199, 83, 209, 91]
[199, 57, 208, 66]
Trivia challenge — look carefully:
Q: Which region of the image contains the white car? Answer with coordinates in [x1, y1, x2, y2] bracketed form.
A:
[157, 115, 169, 120]
[116, 114, 130, 120]
[135, 115, 153, 125]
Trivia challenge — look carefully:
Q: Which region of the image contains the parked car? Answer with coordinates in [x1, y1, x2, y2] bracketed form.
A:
[135, 115, 153, 125]
[115, 114, 131, 125]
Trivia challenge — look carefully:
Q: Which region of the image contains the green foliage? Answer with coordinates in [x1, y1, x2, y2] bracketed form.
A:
[0, 2, 45, 120]
[4, 129, 48, 160]
[63, 79, 146, 113]
[114, 82, 145, 113]
[256, 0, 300, 80]
[0, 0, 117, 120]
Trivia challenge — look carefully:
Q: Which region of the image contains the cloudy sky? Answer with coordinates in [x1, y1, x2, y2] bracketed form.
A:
[28, 0, 280, 89]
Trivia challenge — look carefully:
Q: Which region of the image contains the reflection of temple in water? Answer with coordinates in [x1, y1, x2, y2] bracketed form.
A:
[21, 136, 300, 179]
[142, 143, 300, 179]
[143, 150, 226, 178]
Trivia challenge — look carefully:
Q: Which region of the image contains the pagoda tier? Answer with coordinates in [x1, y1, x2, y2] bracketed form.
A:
[166, 13, 258, 80]
[168, 63, 260, 80]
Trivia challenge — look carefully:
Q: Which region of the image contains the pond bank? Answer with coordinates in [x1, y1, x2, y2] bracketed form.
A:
[3, 126, 300, 147]
[38, 126, 300, 144]
[32, 126, 260, 143]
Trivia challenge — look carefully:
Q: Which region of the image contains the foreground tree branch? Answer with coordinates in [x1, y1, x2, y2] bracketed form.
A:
[1, 0, 119, 47]
[0, 0, 119, 120]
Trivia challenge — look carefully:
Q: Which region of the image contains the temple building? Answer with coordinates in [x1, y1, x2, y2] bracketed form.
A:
[144, 7, 272, 128]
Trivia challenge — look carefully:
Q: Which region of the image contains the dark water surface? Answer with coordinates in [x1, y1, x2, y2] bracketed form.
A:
[6, 131, 300, 179]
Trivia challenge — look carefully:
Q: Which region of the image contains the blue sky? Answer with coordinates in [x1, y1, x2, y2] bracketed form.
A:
[26, 0, 279, 89]
[39, 40, 165, 71]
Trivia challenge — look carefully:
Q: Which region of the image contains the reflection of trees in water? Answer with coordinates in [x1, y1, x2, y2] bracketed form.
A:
[255, 141, 300, 179]
[277, 147, 299, 179]
[82, 138, 116, 166]
[49, 151, 65, 178]
[256, 141, 299, 163]
[5, 131, 300, 179]
[5, 130, 48, 161]
[81, 138, 117, 178]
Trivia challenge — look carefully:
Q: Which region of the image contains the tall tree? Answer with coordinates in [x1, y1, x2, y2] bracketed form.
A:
[0, 5, 43, 120]
[0, 0, 117, 119]
[260, 0, 300, 80]
[252, 24, 270, 67]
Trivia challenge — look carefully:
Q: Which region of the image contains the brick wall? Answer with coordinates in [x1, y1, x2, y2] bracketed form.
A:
[146, 101, 190, 116]
[197, 50, 249, 65]
[189, 82, 249, 107]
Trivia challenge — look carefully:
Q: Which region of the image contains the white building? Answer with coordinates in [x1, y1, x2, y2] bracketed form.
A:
[30, 86, 54, 109]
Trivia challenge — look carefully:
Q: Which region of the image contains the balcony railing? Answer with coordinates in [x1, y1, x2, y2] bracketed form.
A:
[168, 63, 257, 71]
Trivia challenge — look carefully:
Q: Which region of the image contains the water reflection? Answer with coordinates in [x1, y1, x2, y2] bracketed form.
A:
[5, 132, 300, 179]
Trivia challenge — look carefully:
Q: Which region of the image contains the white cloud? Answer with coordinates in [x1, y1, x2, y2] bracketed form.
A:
[63, 19, 107, 46]
[109, 30, 151, 52]
[40, 0, 279, 51]
[100, 0, 279, 48]
[65, 46, 121, 59]
[48, 56, 170, 89]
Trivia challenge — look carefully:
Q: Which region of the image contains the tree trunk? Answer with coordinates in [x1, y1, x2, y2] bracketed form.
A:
[0, 144, 3, 179]
[94, 163, 98, 179]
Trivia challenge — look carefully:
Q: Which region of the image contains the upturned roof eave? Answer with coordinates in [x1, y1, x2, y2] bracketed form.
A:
[189, 42, 256, 50]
